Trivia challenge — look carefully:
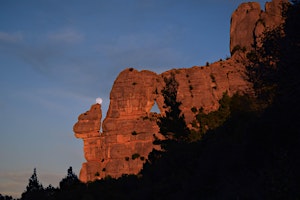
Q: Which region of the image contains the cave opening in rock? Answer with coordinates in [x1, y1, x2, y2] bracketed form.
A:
[150, 100, 160, 114]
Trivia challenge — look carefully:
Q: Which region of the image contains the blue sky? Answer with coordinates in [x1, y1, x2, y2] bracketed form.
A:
[0, 0, 269, 197]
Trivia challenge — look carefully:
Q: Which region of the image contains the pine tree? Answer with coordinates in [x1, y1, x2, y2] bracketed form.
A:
[59, 167, 80, 190]
[157, 73, 190, 143]
[26, 168, 43, 192]
[21, 168, 44, 200]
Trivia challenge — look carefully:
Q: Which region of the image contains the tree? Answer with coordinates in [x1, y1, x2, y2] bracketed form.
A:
[245, 1, 293, 106]
[0, 194, 14, 200]
[157, 73, 190, 143]
[142, 73, 191, 184]
[21, 168, 45, 200]
[59, 167, 80, 190]
[25, 168, 43, 192]
[246, 26, 283, 106]
[244, 2, 300, 197]
[44, 184, 58, 200]
[189, 92, 232, 141]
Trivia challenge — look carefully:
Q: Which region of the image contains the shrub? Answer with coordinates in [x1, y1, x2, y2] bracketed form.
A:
[210, 74, 216, 83]
[246, 50, 258, 62]
[191, 107, 197, 113]
[131, 131, 137, 135]
[132, 153, 140, 160]
[142, 116, 150, 120]
[104, 175, 112, 180]
[231, 45, 247, 55]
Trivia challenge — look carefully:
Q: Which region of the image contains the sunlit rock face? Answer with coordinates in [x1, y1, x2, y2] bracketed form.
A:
[74, 104, 102, 138]
[74, 0, 287, 182]
[230, 0, 288, 54]
[73, 104, 103, 182]
[74, 69, 164, 182]
[74, 59, 251, 182]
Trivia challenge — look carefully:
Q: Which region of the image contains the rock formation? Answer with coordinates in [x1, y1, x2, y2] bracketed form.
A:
[74, 0, 287, 182]
[74, 61, 251, 181]
[230, 0, 288, 54]
[74, 70, 164, 182]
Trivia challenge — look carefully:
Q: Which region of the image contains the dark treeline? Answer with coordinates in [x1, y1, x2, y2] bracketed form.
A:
[2, 1, 299, 199]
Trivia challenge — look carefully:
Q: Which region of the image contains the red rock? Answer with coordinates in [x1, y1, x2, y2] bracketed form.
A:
[230, 0, 288, 54]
[74, 0, 287, 182]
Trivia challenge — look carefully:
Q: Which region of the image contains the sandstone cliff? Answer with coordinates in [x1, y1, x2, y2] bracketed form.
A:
[230, 0, 288, 54]
[74, 0, 287, 182]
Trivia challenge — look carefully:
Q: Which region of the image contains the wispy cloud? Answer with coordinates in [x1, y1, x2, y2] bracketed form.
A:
[97, 31, 186, 73]
[15, 87, 95, 115]
[0, 30, 63, 77]
[0, 30, 84, 80]
[0, 31, 23, 43]
[0, 170, 30, 198]
[48, 28, 84, 43]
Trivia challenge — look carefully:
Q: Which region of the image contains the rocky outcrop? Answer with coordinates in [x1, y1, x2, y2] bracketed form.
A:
[74, 69, 164, 182]
[160, 60, 252, 124]
[74, 59, 251, 181]
[230, 0, 288, 54]
[74, 0, 287, 182]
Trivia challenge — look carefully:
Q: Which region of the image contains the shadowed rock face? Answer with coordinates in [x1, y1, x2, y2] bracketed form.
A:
[74, 0, 287, 182]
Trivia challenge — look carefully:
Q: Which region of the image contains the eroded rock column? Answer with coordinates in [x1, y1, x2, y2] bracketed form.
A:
[73, 104, 103, 182]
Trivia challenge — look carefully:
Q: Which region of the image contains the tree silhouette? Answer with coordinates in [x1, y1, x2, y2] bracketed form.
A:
[190, 92, 232, 141]
[0, 194, 14, 200]
[25, 168, 43, 193]
[157, 73, 190, 143]
[21, 168, 44, 200]
[59, 167, 80, 191]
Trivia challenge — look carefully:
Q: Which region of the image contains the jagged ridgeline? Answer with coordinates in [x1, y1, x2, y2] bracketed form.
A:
[73, 0, 288, 183]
